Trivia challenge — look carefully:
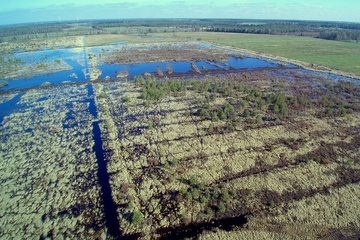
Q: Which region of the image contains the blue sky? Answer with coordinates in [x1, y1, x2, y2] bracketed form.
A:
[1, 0, 359, 25]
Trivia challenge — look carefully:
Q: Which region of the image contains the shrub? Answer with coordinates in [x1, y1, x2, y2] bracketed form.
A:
[148, 121, 154, 130]
[198, 182, 206, 190]
[273, 93, 289, 116]
[143, 100, 150, 108]
[223, 103, 235, 119]
[252, 89, 261, 98]
[184, 191, 192, 200]
[239, 100, 247, 110]
[218, 108, 227, 120]
[206, 208, 213, 215]
[339, 103, 346, 116]
[208, 123, 214, 133]
[163, 161, 170, 168]
[135, 76, 145, 86]
[189, 176, 198, 186]
[98, 92, 106, 99]
[170, 158, 179, 166]
[228, 123, 235, 132]
[180, 188, 188, 196]
[217, 202, 226, 213]
[127, 202, 134, 209]
[274, 104, 280, 114]
[325, 107, 333, 115]
[204, 188, 211, 198]
[168, 175, 175, 183]
[195, 108, 210, 119]
[105, 121, 111, 129]
[131, 211, 143, 224]
[200, 196, 208, 204]
[257, 99, 265, 110]
[122, 95, 130, 102]
[192, 188, 200, 199]
[211, 112, 219, 122]
[212, 188, 220, 199]
[219, 191, 230, 202]
[205, 94, 210, 103]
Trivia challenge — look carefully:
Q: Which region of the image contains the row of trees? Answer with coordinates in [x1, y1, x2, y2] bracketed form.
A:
[318, 30, 360, 41]
[206, 27, 360, 42]
[1, 19, 359, 42]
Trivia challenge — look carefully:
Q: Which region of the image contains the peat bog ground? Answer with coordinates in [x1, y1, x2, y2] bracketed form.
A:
[0, 39, 359, 239]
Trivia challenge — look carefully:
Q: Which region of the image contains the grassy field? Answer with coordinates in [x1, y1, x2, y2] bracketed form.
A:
[153, 32, 360, 76]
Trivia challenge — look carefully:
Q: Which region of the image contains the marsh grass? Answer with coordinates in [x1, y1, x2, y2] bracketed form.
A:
[98, 64, 360, 238]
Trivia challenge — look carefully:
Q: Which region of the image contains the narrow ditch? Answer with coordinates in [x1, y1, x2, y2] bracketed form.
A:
[156, 215, 248, 239]
[87, 84, 121, 237]
[92, 122, 121, 237]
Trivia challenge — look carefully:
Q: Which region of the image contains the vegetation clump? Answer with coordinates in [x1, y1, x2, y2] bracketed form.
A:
[131, 211, 143, 224]
[217, 202, 226, 213]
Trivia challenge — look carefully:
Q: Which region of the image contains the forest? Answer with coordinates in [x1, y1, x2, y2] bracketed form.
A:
[1, 19, 360, 42]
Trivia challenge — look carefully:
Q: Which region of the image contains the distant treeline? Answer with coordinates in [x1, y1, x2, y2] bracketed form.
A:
[0, 22, 70, 38]
[204, 20, 360, 41]
[1, 19, 359, 42]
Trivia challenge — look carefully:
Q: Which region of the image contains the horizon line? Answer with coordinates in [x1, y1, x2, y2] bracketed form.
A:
[1, 17, 360, 27]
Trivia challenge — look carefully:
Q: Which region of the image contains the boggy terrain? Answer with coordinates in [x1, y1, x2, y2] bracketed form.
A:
[102, 42, 245, 65]
[0, 85, 107, 239]
[0, 40, 359, 239]
[95, 70, 360, 238]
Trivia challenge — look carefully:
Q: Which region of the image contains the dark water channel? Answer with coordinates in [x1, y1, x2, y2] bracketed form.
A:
[86, 84, 121, 237]
[92, 121, 121, 237]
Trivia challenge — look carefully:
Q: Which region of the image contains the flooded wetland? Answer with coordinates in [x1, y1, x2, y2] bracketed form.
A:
[0, 37, 360, 239]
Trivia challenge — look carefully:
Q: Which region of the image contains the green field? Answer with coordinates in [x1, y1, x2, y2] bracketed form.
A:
[153, 32, 360, 76]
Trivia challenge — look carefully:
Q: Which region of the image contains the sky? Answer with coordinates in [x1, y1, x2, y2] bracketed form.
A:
[0, 0, 360, 25]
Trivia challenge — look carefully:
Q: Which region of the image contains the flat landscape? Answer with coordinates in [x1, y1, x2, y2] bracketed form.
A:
[152, 32, 360, 77]
[95, 72, 360, 239]
[0, 19, 360, 239]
